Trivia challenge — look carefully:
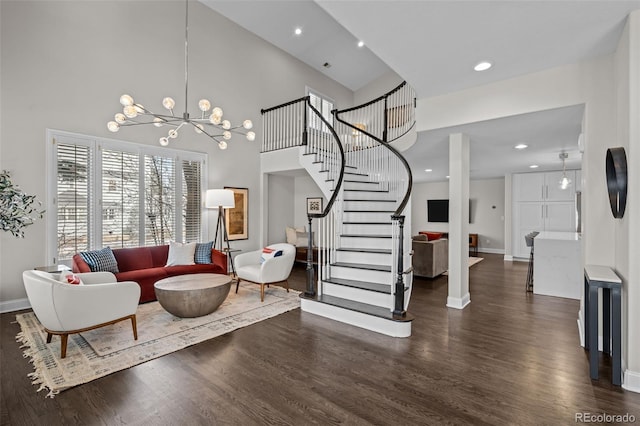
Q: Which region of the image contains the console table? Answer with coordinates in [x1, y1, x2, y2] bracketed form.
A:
[584, 265, 622, 385]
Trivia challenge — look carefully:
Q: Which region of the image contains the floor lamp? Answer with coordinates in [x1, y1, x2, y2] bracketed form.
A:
[206, 189, 237, 279]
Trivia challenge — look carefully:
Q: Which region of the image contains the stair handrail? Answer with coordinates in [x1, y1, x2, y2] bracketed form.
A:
[304, 100, 345, 297]
[333, 81, 415, 316]
[260, 96, 309, 152]
[333, 81, 414, 217]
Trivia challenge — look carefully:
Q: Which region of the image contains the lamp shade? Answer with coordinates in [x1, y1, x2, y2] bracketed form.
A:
[206, 189, 235, 209]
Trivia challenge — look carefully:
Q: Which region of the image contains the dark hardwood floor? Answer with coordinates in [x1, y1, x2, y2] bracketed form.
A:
[2, 254, 640, 425]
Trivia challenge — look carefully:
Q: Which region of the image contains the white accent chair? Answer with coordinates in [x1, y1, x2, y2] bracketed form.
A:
[22, 270, 140, 358]
[235, 243, 296, 302]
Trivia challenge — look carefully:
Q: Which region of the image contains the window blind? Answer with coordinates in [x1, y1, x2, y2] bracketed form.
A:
[102, 149, 140, 248]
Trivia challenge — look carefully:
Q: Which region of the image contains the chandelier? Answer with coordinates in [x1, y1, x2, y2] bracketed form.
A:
[106, 0, 255, 149]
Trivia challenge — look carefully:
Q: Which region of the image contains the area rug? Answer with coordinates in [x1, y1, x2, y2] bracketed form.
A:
[442, 257, 484, 275]
[15, 282, 300, 397]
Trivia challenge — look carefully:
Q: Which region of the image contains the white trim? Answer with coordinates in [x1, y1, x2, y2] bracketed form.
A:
[477, 248, 505, 255]
[623, 370, 640, 393]
[577, 309, 585, 347]
[447, 293, 471, 309]
[300, 298, 411, 337]
[0, 298, 31, 313]
[503, 254, 514, 261]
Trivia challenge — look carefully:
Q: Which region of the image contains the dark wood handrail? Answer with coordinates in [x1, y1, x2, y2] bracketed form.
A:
[261, 96, 309, 115]
[332, 81, 407, 114]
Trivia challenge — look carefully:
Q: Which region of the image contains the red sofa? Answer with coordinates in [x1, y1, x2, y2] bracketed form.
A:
[72, 245, 227, 303]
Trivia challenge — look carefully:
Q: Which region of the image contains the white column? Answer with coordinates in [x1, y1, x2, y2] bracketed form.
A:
[447, 133, 471, 309]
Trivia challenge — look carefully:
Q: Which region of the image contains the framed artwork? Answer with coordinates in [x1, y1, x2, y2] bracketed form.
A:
[307, 197, 323, 215]
[224, 187, 248, 240]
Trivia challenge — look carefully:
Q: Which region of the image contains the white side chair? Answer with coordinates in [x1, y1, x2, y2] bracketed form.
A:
[235, 243, 296, 302]
[22, 270, 140, 358]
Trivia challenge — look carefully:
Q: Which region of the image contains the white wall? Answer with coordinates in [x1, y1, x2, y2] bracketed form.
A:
[411, 178, 505, 253]
[353, 70, 404, 105]
[267, 175, 295, 245]
[0, 0, 353, 305]
[614, 10, 640, 391]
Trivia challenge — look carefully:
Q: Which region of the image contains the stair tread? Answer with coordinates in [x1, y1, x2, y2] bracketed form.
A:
[344, 189, 389, 193]
[336, 248, 392, 254]
[302, 294, 413, 322]
[345, 172, 368, 177]
[344, 180, 379, 184]
[343, 221, 392, 225]
[344, 210, 395, 213]
[324, 277, 390, 293]
[332, 262, 392, 272]
[341, 234, 392, 238]
[344, 199, 396, 202]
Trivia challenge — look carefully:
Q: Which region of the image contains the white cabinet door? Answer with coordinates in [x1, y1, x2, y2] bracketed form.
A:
[545, 202, 576, 232]
[513, 173, 544, 202]
[514, 202, 544, 258]
[545, 170, 575, 201]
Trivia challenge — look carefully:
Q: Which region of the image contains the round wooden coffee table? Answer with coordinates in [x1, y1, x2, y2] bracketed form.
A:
[154, 274, 232, 318]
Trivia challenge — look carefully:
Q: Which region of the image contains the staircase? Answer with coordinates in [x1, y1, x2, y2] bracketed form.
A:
[261, 82, 416, 337]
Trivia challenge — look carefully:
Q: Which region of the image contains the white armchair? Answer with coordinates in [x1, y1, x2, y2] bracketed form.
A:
[22, 270, 140, 358]
[235, 243, 296, 302]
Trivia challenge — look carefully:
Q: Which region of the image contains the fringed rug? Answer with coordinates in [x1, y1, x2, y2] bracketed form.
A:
[442, 257, 484, 275]
[16, 282, 300, 397]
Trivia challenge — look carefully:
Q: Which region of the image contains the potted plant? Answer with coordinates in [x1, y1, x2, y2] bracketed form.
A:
[0, 170, 45, 238]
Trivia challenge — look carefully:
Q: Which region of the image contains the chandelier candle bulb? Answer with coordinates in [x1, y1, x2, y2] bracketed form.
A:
[120, 94, 134, 106]
[243, 120, 253, 130]
[198, 99, 211, 112]
[222, 120, 231, 130]
[115, 113, 127, 124]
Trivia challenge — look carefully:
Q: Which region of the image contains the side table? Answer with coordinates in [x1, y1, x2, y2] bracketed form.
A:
[584, 265, 622, 385]
[222, 248, 241, 292]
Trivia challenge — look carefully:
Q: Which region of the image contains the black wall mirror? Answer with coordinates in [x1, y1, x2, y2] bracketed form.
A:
[606, 147, 628, 218]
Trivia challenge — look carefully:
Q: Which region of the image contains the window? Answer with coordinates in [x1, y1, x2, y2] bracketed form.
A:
[307, 88, 334, 132]
[48, 130, 207, 263]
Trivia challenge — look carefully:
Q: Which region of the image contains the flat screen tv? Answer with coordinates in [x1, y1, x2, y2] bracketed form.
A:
[427, 199, 472, 223]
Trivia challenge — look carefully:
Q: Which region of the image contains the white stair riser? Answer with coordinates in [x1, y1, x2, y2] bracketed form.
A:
[344, 191, 394, 201]
[343, 200, 395, 211]
[300, 299, 411, 338]
[340, 236, 392, 249]
[335, 250, 392, 265]
[342, 223, 393, 235]
[322, 283, 391, 307]
[330, 266, 392, 285]
[343, 211, 394, 222]
[343, 181, 384, 191]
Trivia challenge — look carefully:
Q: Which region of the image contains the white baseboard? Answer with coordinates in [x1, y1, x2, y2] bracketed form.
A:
[623, 369, 640, 393]
[447, 293, 471, 310]
[503, 255, 513, 261]
[477, 248, 505, 255]
[0, 298, 31, 313]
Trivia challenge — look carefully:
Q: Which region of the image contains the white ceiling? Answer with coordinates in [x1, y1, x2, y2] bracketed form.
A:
[201, 0, 640, 182]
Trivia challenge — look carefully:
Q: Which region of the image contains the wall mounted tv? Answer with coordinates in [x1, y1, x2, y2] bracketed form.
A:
[427, 199, 472, 223]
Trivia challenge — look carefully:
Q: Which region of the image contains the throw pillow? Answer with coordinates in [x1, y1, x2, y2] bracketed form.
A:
[286, 226, 305, 245]
[79, 247, 119, 273]
[166, 241, 197, 266]
[194, 241, 214, 264]
[260, 247, 283, 263]
[295, 231, 315, 247]
[60, 270, 83, 285]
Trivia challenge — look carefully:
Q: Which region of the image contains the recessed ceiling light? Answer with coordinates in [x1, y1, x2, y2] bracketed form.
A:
[474, 61, 492, 71]
[529, 164, 539, 169]
[424, 168, 432, 172]
[515, 143, 528, 150]
[357, 40, 364, 48]
[294, 28, 302, 36]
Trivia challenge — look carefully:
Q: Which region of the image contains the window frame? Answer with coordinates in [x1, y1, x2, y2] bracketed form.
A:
[46, 129, 208, 264]
[306, 87, 335, 132]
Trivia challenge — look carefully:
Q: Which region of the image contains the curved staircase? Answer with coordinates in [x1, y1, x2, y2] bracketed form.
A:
[261, 82, 416, 337]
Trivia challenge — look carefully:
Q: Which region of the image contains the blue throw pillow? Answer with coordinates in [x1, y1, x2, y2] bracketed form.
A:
[79, 247, 119, 273]
[194, 241, 214, 264]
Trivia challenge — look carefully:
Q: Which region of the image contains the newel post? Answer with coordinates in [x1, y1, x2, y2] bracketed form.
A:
[393, 215, 406, 316]
[305, 215, 316, 297]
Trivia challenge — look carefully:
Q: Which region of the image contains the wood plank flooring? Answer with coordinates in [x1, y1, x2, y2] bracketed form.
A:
[2, 254, 640, 425]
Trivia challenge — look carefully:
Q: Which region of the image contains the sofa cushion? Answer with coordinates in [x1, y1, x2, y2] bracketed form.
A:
[116, 267, 169, 303]
[112, 247, 154, 272]
[79, 247, 119, 273]
[194, 241, 214, 264]
[149, 245, 170, 267]
[165, 263, 225, 277]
